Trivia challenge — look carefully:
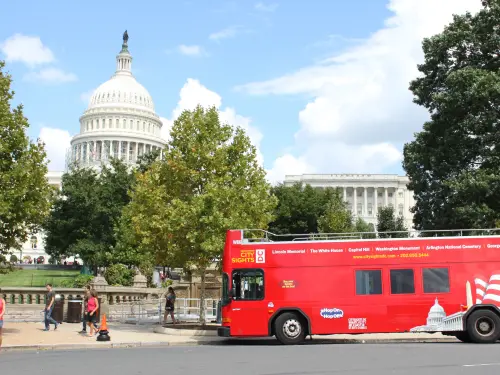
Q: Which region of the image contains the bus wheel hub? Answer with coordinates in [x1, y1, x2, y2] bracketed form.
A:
[477, 318, 494, 336]
[283, 319, 301, 337]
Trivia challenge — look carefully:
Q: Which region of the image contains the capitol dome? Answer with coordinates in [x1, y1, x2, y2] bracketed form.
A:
[426, 298, 446, 326]
[67, 31, 166, 169]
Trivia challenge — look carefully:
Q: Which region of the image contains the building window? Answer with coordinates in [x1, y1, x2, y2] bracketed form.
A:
[423, 268, 450, 293]
[356, 270, 382, 295]
[357, 203, 362, 215]
[390, 269, 415, 294]
[388, 192, 393, 197]
[398, 204, 404, 217]
[399, 191, 403, 198]
[232, 269, 264, 300]
[368, 203, 373, 216]
[378, 192, 382, 197]
[30, 235, 38, 249]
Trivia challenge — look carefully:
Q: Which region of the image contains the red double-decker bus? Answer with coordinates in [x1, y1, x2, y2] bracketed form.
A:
[217, 228, 500, 344]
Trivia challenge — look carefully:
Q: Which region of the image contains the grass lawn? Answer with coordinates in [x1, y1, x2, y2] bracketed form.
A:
[0, 269, 81, 287]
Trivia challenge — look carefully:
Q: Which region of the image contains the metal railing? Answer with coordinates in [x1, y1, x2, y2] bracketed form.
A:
[107, 297, 221, 325]
[238, 228, 500, 243]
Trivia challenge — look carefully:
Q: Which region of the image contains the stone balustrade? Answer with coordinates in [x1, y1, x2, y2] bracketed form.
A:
[0, 284, 190, 323]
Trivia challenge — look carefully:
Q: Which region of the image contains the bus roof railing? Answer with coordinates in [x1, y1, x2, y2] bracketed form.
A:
[237, 228, 500, 243]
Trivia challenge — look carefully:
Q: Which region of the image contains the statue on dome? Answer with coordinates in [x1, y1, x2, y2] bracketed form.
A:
[123, 30, 129, 45]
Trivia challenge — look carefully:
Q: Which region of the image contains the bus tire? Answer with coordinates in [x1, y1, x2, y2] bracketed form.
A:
[466, 309, 500, 343]
[454, 331, 472, 343]
[274, 312, 306, 345]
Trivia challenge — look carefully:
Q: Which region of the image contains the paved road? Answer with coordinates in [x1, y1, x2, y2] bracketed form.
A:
[1, 341, 500, 374]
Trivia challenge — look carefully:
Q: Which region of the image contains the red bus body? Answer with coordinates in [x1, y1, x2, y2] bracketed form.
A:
[218, 229, 500, 344]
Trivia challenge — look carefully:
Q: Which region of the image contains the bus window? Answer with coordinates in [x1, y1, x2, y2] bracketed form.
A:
[390, 269, 415, 294]
[355, 270, 382, 295]
[423, 268, 450, 293]
[232, 269, 264, 300]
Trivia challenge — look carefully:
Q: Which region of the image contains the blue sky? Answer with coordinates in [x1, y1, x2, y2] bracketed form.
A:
[0, 0, 480, 180]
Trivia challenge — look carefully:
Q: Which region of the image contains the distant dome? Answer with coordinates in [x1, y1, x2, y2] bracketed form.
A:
[67, 31, 166, 171]
[426, 298, 445, 326]
[88, 75, 155, 113]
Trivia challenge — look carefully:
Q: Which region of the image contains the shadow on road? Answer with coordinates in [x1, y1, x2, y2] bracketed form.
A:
[208, 338, 478, 346]
[1, 328, 20, 336]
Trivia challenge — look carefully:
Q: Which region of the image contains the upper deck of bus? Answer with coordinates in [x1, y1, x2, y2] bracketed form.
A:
[222, 228, 500, 269]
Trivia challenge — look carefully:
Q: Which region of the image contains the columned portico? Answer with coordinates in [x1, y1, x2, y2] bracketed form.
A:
[284, 174, 415, 229]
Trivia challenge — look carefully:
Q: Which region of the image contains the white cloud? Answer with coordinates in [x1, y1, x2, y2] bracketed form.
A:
[161, 78, 264, 166]
[0, 34, 54, 67]
[178, 44, 204, 56]
[39, 127, 72, 171]
[209, 26, 241, 41]
[23, 68, 78, 84]
[236, 0, 483, 182]
[255, 2, 278, 12]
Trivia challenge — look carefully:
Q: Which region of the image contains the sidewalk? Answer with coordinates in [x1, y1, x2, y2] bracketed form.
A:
[0, 322, 458, 352]
[1, 322, 217, 351]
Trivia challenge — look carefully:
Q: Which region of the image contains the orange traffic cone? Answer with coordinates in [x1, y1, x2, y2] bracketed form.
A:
[96, 314, 110, 342]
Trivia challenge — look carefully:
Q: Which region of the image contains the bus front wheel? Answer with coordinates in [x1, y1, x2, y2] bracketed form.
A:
[466, 309, 500, 343]
[274, 312, 306, 345]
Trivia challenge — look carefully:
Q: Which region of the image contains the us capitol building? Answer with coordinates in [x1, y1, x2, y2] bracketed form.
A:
[12, 31, 166, 263]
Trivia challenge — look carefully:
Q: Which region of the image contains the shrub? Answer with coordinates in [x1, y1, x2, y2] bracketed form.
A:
[104, 264, 134, 286]
[9, 254, 18, 263]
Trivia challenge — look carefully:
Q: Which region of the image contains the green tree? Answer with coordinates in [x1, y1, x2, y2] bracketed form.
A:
[124, 105, 277, 324]
[376, 206, 408, 238]
[317, 188, 353, 235]
[402, 2, 500, 232]
[353, 217, 376, 239]
[44, 158, 136, 267]
[0, 61, 54, 258]
[268, 183, 329, 238]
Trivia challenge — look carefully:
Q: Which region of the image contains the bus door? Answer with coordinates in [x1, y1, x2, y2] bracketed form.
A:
[229, 268, 268, 336]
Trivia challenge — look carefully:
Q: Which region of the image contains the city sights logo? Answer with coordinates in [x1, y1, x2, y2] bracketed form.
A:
[320, 308, 344, 319]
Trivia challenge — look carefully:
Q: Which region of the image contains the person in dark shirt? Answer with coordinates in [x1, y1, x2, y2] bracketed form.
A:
[43, 284, 58, 331]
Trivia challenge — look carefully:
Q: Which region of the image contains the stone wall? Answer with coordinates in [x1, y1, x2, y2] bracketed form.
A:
[1, 269, 222, 322]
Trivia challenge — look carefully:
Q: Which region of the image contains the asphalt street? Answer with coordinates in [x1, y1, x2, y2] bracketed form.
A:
[1, 341, 500, 375]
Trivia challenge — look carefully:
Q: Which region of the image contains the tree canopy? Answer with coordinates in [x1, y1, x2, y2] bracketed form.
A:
[43, 155, 155, 267]
[403, 3, 500, 232]
[0, 61, 54, 257]
[121, 105, 277, 323]
[376, 206, 408, 238]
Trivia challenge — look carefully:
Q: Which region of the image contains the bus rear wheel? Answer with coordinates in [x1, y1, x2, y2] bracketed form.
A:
[274, 312, 306, 345]
[466, 310, 500, 343]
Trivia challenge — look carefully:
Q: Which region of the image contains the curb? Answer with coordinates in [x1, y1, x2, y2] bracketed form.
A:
[154, 326, 218, 336]
[1, 341, 174, 352]
[1, 337, 458, 352]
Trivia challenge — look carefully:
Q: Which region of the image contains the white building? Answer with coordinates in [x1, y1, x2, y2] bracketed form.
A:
[284, 174, 415, 229]
[66, 31, 166, 169]
[11, 31, 165, 264]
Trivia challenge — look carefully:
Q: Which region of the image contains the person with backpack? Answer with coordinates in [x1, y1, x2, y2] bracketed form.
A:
[163, 287, 176, 325]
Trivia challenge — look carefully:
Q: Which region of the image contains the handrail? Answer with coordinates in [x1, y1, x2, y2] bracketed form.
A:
[236, 228, 500, 243]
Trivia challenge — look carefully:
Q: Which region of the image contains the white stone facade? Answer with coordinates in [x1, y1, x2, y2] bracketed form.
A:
[284, 174, 415, 229]
[10, 172, 63, 264]
[66, 33, 166, 170]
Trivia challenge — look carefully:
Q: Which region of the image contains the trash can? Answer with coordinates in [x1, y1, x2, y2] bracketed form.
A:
[67, 299, 83, 323]
[52, 295, 64, 323]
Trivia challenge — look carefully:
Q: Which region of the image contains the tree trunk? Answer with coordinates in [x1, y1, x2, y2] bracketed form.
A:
[199, 267, 207, 325]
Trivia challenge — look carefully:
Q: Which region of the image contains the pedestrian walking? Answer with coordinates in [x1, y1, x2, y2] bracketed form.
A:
[86, 290, 99, 337]
[43, 284, 58, 331]
[0, 291, 5, 349]
[163, 287, 176, 325]
[79, 286, 98, 334]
